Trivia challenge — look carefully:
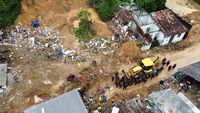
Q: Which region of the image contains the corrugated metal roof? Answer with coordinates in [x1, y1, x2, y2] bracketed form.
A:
[179, 61, 200, 82]
[151, 9, 188, 37]
[0, 64, 7, 86]
[24, 89, 88, 113]
[148, 89, 200, 113]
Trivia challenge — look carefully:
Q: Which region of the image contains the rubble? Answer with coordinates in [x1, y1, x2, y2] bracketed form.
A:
[85, 38, 119, 54]
[1, 25, 83, 62]
[34, 95, 43, 103]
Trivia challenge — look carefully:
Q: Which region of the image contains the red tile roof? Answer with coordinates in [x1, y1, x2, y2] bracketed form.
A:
[151, 9, 188, 37]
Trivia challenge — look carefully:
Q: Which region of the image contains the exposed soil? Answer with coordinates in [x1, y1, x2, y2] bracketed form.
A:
[0, 0, 200, 113]
[166, 0, 200, 16]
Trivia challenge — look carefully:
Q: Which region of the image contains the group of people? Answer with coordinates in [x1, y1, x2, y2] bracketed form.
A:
[112, 68, 159, 90]
[112, 57, 178, 89]
[161, 57, 177, 71]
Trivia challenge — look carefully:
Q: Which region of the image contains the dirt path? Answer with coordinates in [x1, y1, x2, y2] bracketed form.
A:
[166, 0, 199, 16]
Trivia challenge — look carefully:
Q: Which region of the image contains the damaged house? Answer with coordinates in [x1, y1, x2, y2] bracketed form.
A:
[0, 64, 7, 89]
[110, 5, 190, 50]
[114, 89, 200, 113]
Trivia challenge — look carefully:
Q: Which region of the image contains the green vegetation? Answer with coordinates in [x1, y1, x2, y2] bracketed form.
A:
[88, 0, 131, 22]
[135, 0, 166, 13]
[75, 10, 96, 42]
[0, 0, 21, 28]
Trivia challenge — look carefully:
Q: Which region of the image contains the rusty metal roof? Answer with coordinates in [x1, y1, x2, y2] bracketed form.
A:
[116, 8, 134, 24]
[151, 9, 188, 37]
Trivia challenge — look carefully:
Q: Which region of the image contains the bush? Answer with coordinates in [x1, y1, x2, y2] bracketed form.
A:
[88, 0, 130, 22]
[75, 10, 96, 42]
[0, 0, 21, 28]
[135, 0, 166, 13]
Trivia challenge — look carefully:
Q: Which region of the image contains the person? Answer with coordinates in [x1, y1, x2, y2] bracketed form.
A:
[166, 60, 170, 66]
[168, 65, 172, 71]
[121, 69, 127, 76]
[159, 80, 164, 85]
[67, 74, 75, 81]
[77, 63, 81, 69]
[159, 66, 164, 72]
[87, 97, 94, 105]
[112, 75, 115, 82]
[91, 60, 97, 67]
[77, 73, 83, 83]
[162, 57, 167, 65]
[172, 64, 177, 70]
[114, 73, 119, 87]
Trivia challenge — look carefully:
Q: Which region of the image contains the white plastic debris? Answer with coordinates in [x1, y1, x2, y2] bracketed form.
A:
[34, 95, 43, 103]
[43, 80, 52, 85]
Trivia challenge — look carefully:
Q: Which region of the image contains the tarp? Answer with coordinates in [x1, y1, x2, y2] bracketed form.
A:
[32, 20, 39, 28]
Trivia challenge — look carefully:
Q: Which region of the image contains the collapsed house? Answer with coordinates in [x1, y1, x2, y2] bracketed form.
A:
[110, 4, 191, 50]
[147, 89, 200, 113]
[0, 63, 14, 92]
[173, 61, 200, 83]
[0, 64, 7, 90]
[114, 89, 200, 113]
[172, 61, 200, 109]
[24, 89, 88, 113]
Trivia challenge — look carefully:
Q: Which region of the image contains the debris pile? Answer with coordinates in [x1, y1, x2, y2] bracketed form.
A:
[85, 38, 119, 54]
[1, 25, 83, 62]
[114, 41, 143, 62]
[108, 8, 138, 40]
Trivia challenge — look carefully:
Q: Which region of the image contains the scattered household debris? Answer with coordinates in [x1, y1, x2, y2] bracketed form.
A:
[43, 80, 52, 85]
[114, 89, 200, 113]
[85, 38, 118, 54]
[0, 25, 84, 62]
[147, 89, 200, 113]
[0, 64, 16, 93]
[34, 95, 43, 104]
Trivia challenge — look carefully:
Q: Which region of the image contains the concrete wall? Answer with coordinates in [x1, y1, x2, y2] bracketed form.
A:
[141, 24, 159, 34]
[157, 32, 164, 44]
[133, 15, 142, 25]
[139, 15, 154, 25]
[171, 32, 186, 43]
[149, 31, 159, 40]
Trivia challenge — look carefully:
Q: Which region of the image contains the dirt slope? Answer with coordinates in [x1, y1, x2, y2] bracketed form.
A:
[166, 0, 200, 16]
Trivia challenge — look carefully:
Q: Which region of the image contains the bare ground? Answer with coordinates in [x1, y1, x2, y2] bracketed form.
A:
[0, 0, 200, 113]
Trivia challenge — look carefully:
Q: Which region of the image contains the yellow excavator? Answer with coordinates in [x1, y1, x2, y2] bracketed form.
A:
[127, 56, 160, 77]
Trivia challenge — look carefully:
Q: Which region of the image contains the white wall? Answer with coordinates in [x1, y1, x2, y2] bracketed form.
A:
[149, 31, 159, 39]
[171, 32, 186, 43]
[133, 14, 142, 25]
[157, 32, 164, 45]
[156, 32, 171, 45]
[162, 36, 171, 45]
[139, 15, 154, 25]
[141, 24, 159, 34]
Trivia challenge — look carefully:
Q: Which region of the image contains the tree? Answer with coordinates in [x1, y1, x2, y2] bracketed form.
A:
[75, 10, 96, 42]
[0, 0, 21, 28]
[88, 0, 130, 22]
[95, 0, 121, 21]
[135, 0, 166, 13]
